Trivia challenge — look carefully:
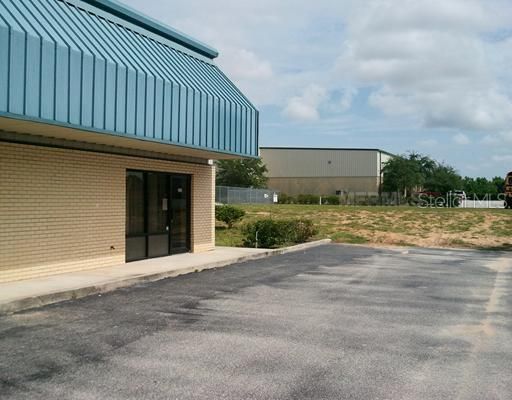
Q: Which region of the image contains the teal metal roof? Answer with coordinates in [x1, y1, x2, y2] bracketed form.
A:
[0, 0, 259, 157]
[79, 0, 219, 59]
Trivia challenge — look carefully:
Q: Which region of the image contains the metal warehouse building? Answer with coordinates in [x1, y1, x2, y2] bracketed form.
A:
[260, 147, 393, 196]
[0, 0, 258, 282]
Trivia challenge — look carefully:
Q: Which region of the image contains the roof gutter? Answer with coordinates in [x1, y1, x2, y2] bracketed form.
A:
[79, 0, 219, 59]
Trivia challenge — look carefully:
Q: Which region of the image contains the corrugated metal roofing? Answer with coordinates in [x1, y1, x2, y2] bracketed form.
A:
[0, 0, 258, 157]
[260, 148, 389, 178]
[260, 147, 395, 157]
[78, 0, 219, 59]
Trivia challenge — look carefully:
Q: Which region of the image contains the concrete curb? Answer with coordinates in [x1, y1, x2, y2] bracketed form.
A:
[0, 239, 331, 315]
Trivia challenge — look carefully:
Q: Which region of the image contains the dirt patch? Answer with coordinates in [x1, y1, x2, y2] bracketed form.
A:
[216, 205, 512, 251]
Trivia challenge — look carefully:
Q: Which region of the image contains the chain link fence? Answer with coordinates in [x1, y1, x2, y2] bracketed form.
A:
[216, 186, 279, 205]
[216, 187, 403, 206]
[216, 189, 507, 208]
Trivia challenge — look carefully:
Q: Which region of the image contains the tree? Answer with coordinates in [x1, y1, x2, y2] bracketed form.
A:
[462, 176, 504, 200]
[383, 152, 466, 197]
[216, 159, 268, 188]
[383, 151, 503, 200]
[410, 152, 437, 179]
[491, 176, 505, 195]
[424, 164, 462, 194]
[382, 153, 425, 196]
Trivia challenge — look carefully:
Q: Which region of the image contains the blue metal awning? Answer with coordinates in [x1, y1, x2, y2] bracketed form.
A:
[0, 0, 259, 158]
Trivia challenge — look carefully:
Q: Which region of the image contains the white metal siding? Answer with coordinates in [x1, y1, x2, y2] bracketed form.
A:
[379, 153, 393, 176]
[261, 148, 380, 178]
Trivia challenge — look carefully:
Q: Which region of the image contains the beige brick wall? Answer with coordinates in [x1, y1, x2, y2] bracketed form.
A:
[0, 141, 215, 283]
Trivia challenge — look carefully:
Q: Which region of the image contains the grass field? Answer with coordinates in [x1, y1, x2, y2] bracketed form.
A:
[216, 204, 512, 251]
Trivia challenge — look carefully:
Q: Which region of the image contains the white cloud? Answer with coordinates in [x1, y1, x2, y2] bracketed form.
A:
[498, 131, 512, 143]
[481, 131, 512, 145]
[337, 0, 512, 134]
[121, 0, 350, 108]
[215, 48, 275, 104]
[340, 88, 357, 112]
[123, 0, 512, 134]
[368, 87, 418, 116]
[283, 84, 327, 121]
[453, 133, 471, 145]
[220, 49, 273, 80]
[481, 135, 499, 145]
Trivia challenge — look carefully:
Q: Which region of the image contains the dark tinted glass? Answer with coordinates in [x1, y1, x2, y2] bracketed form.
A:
[148, 234, 169, 258]
[126, 171, 144, 235]
[147, 173, 169, 233]
[126, 237, 146, 262]
[126, 171, 190, 261]
[170, 176, 189, 251]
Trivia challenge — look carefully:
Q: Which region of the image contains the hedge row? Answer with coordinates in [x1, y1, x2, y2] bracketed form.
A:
[278, 193, 340, 205]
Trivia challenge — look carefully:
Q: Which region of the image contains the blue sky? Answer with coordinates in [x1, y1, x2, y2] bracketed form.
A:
[121, 0, 512, 178]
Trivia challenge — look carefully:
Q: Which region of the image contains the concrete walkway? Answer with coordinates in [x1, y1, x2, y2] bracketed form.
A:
[0, 240, 331, 315]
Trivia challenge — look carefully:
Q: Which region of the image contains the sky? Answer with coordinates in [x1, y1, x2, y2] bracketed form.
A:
[120, 0, 512, 178]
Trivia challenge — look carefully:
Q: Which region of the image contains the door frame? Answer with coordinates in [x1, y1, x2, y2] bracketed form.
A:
[126, 169, 191, 261]
[168, 174, 192, 255]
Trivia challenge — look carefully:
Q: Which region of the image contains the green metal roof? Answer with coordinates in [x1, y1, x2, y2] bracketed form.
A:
[0, 0, 259, 157]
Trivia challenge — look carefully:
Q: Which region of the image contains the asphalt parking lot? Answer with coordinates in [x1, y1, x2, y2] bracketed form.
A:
[1, 244, 511, 400]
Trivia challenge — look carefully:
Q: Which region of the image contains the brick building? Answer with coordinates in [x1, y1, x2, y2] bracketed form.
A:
[0, 0, 258, 282]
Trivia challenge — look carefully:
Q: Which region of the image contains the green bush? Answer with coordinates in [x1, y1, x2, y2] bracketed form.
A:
[242, 219, 288, 248]
[296, 194, 320, 204]
[215, 205, 246, 228]
[242, 218, 317, 248]
[278, 193, 296, 204]
[290, 219, 317, 243]
[321, 195, 340, 205]
[280, 193, 340, 205]
[280, 194, 341, 205]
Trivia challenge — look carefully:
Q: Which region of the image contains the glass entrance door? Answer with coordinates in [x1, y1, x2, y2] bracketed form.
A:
[170, 176, 190, 254]
[126, 171, 146, 262]
[147, 173, 169, 258]
[126, 171, 190, 262]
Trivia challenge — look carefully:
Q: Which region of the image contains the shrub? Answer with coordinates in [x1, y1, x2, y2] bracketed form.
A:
[321, 195, 340, 205]
[215, 205, 246, 228]
[242, 219, 288, 248]
[290, 219, 317, 243]
[296, 194, 320, 204]
[280, 194, 341, 205]
[242, 218, 317, 248]
[278, 193, 296, 204]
